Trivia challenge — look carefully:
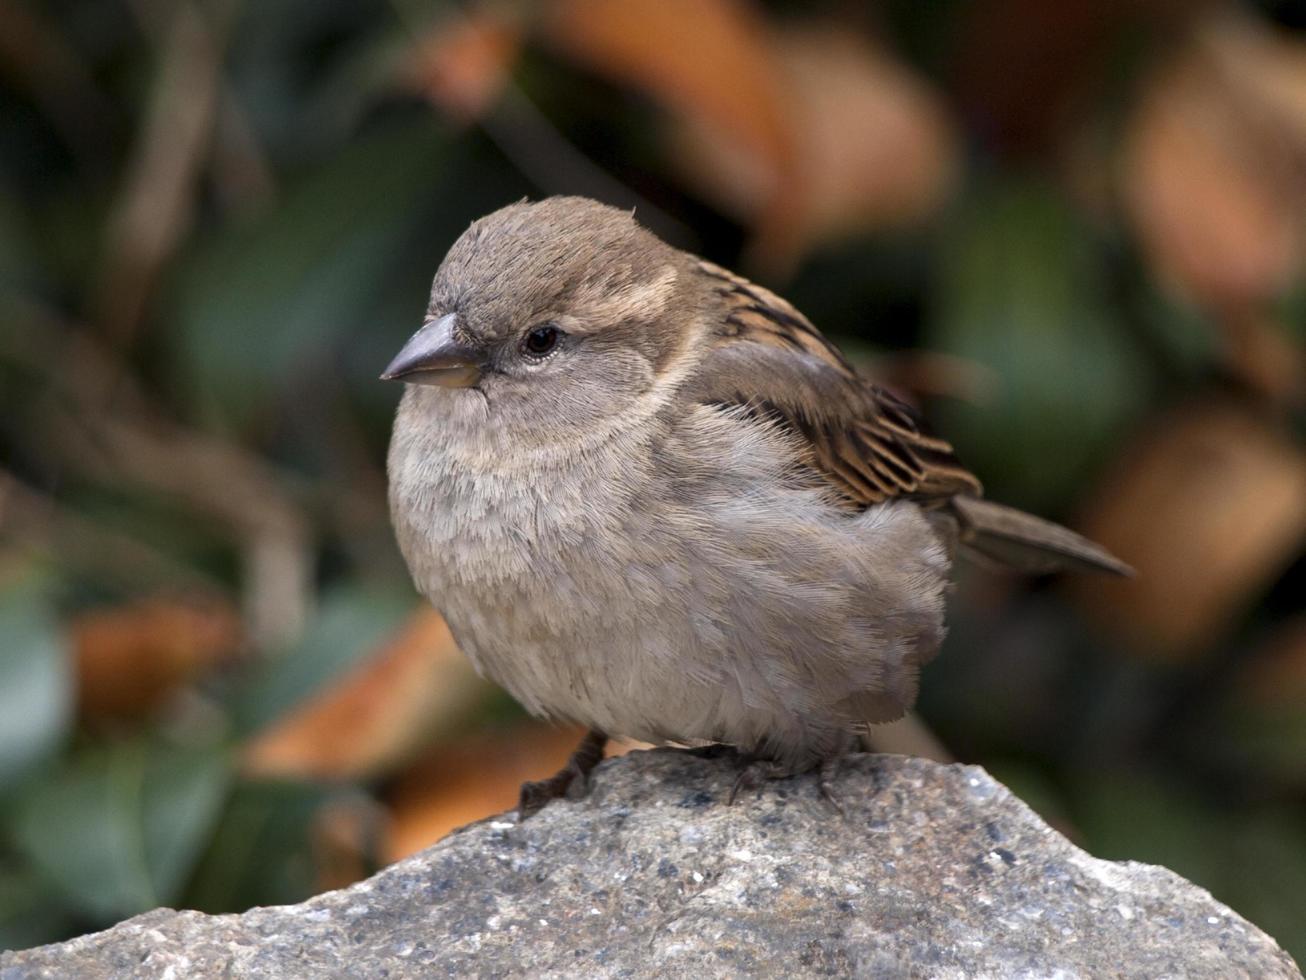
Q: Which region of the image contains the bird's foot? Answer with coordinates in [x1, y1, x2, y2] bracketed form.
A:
[728, 758, 803, 805]
[517, 728, 607, 820]
[727, 753, 847, 816]
[818, 756, 847, 818]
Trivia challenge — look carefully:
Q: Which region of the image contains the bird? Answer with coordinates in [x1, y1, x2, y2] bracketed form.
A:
[382, 196, 1129, 817]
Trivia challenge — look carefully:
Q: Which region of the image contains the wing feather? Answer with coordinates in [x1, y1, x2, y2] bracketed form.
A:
[689, 261, 982, 509]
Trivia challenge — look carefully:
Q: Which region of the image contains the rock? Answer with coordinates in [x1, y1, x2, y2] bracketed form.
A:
[2, 750, 1299, 979]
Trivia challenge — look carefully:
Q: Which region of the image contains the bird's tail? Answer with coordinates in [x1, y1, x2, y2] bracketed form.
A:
[947, 495, 1133, 577]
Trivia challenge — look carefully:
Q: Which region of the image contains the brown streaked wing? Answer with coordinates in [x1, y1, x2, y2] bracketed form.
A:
[697, 260, 857, 378]
[691, 261, 982, 509]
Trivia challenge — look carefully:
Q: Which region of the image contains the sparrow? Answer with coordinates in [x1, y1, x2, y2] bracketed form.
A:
[383, 196, 1129, 816]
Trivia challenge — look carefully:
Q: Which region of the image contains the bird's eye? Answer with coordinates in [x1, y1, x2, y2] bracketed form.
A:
[522, 324, 562, 357]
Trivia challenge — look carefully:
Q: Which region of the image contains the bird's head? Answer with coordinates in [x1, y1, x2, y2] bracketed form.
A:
[383, 197, 695, 441]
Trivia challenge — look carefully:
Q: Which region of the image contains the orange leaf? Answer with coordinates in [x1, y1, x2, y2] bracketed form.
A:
[1122, 13, 1306, 314]
[665, 22, 957, 270]
[541, 0, 794, 190]
[405, 10, 522, 122]
[757, 24, 957, 268]
[242, 607, 493, 780]
[74, 598, 241, 722]
[1069, 398, 1306, 659]
[384, 726, 647, 860]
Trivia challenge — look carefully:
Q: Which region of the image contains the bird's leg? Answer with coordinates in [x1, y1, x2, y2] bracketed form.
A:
[517, 728, 607, 819]
[817, 756, 846, 818]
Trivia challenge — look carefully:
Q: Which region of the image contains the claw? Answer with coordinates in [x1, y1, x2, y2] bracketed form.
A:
[725, 753, 848, 812]
[727, 767, 755, 806]
[728, 759, 789, 805]
[516, 728, 607, 820]
[818, 757, 847, 819]
[517, 773, 569, 819]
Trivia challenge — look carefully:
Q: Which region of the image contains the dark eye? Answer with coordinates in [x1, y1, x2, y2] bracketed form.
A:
[522, 324, 562, 357]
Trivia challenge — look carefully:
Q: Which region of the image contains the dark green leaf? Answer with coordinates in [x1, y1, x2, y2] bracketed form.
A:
[182, 779, 339, 914]
[0, 860, 78, 952]
[1134, 278, 1220, 381]
[1221, 810, 1306, 969]
[929, 177, 1149, 510]
[8, 738, 231, 922]
[0, 190, 36, 293]
[1072, 768, 1230, 892]
[1213, 697, 1306, 787]
[233, 586, 411, 735]
[0, 586, 72, 793]
[170, 121, 451, 431]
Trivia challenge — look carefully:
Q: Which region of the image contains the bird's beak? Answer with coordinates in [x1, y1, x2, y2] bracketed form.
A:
[380, 313, 483, 388]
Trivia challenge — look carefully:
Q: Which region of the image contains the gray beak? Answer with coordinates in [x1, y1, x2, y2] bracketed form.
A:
[380, 313, 483, 388]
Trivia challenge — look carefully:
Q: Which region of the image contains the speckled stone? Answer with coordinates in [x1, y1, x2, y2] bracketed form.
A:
[2, 751, 1300, 979]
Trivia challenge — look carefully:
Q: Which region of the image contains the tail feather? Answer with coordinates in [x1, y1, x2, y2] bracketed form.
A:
[949, 495, 1133, 577]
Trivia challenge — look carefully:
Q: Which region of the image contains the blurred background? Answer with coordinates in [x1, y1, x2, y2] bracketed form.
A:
[2, 0, 1305, 959]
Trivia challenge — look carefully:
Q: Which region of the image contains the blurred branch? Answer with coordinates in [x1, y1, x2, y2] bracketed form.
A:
[127, 0, 277, 218]
[0, 0, 115, 164]
[478, 88, 694, 246]
[210, 90, 277, 218]
[0, 466, 223, 594]
[4, 296, 313, 650]
[54, 410, 314, 651]
[89, 0, 238, 349]
[392, 0, 692, 246]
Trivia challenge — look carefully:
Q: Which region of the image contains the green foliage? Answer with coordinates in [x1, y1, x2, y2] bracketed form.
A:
[0, 862, 76, 953]
[8, 738, 230, 921]
[234, 586, 412, 734]
[0, 587, 72, 792]
[183, 780, 348, 914]
[931, 178, 1150, 511]
[171, 122, 452, 431]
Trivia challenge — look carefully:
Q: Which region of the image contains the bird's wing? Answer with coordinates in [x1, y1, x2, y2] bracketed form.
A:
[686, 260, 982, 509]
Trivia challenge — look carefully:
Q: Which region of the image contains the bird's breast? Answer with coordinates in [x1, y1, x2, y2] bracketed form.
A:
[389, 402, 648, 598]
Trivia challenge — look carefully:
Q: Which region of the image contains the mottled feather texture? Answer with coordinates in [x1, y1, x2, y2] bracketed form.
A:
[387, 196, 1128, 771]
[691, 259, 983, 508]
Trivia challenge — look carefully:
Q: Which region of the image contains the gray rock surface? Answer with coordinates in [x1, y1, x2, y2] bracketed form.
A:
[2, 750, 1299, 979]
